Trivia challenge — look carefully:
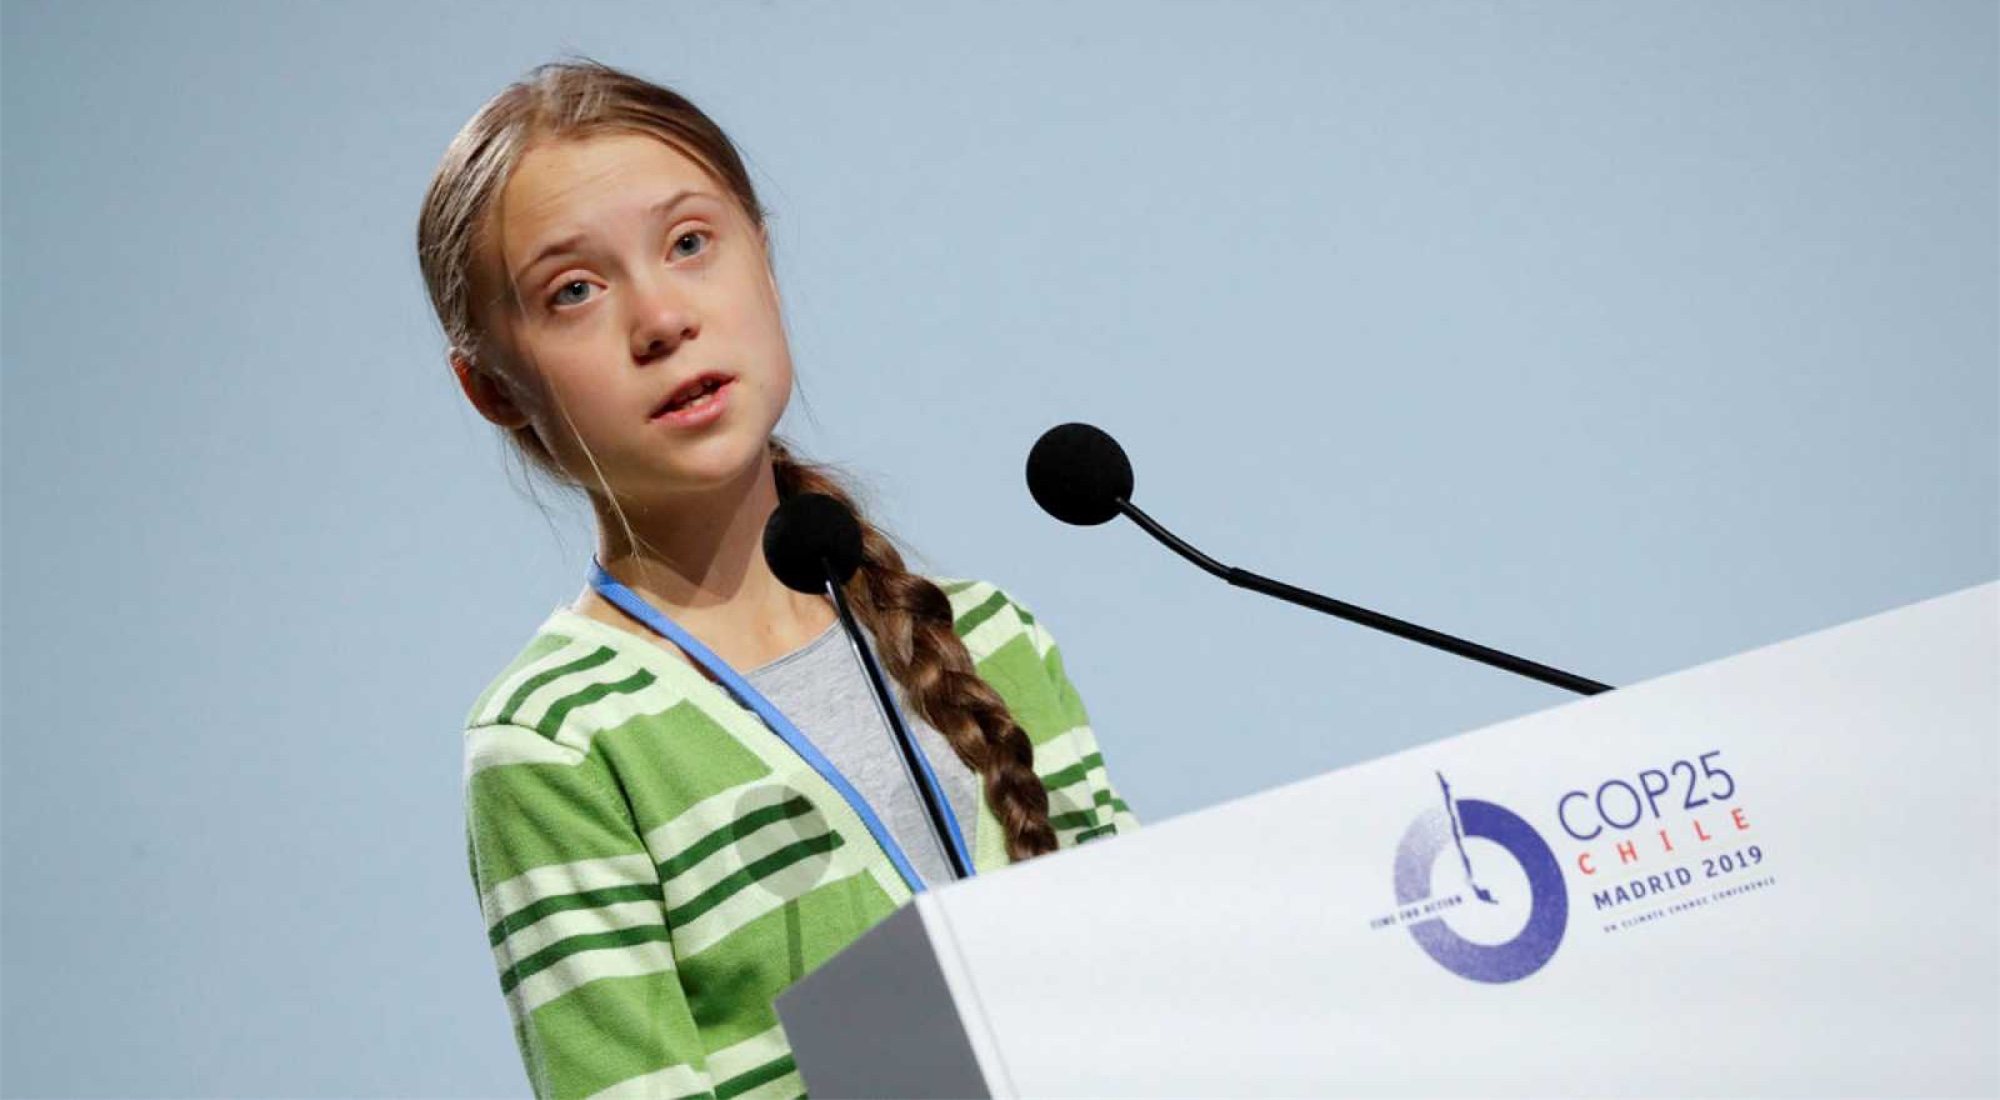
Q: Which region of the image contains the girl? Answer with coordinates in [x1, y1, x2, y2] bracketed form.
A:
[418, 59, 1139, 1100]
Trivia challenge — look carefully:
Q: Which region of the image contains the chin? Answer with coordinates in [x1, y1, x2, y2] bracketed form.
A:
[635, 435, 775, 497]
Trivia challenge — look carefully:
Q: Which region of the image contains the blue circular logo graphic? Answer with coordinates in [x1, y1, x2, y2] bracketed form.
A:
[1393, 786, 1568, 984]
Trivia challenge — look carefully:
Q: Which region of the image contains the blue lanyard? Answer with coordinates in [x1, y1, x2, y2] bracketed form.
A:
[587, 558, 974, 894]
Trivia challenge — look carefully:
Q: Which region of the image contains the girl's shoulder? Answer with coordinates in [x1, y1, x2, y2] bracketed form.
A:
[458, 604, 711, 743]
[928, 576, 1060, 666]
[928, 577, 1099, 768]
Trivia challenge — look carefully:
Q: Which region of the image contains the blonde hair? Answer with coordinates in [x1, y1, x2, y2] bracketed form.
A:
[416, 57, 1057, 861]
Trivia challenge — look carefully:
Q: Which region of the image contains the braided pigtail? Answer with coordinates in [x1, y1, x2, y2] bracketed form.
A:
[770, 439, 1059, 862]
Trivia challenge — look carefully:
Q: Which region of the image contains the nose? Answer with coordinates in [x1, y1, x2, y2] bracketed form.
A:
[628, 272, 698, 363]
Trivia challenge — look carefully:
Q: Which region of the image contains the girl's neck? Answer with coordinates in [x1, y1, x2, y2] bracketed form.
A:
[571, 452, 835, 671]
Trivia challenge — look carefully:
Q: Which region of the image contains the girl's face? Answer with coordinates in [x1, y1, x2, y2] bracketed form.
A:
[469, 132, 792, 504]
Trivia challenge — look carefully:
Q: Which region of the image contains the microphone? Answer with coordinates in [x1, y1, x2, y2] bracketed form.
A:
[1025, 423, 1613, 696]
[762, 491, 865, 592]
[763, 492, 973, 881]
[1026, 422, 1132, 526]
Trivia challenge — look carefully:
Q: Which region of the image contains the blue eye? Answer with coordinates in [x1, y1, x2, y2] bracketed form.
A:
[544, 230, 709, 312]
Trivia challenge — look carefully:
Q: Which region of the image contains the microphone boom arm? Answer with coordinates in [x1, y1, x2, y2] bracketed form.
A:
[821, 557, 973, 881]
[1116, 499, 1613, 697]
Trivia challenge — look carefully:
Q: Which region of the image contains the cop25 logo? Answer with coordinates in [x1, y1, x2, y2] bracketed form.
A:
[1392, 772, 1568, 983]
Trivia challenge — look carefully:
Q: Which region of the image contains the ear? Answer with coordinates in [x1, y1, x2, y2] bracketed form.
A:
[450, 349, 531, 430]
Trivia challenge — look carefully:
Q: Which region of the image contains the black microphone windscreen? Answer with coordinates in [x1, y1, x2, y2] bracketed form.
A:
[1026, 423, 1133, 526]
[763, 492, 865, 594]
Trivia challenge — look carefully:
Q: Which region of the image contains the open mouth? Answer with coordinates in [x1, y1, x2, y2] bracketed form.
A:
[652, 374, 733, 419]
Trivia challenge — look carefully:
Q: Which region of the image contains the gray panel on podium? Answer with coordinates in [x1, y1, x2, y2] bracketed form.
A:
[775, 902, 987, 1099]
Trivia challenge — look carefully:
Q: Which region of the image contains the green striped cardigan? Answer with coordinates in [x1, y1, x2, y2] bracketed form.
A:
[463, 579, 1140, 1099]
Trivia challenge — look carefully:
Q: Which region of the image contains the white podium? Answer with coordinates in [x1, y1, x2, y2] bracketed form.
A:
[777, 583, 1999, 1098]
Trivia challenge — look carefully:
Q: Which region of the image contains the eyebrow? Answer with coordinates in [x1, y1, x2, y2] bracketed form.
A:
[510, 189, 714, 290]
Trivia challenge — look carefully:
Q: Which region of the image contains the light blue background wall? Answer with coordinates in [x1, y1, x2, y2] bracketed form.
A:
[3, 1, 1992, 1094]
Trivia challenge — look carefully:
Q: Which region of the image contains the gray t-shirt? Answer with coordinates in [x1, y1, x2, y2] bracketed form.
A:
[743, 619, 981, 886]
